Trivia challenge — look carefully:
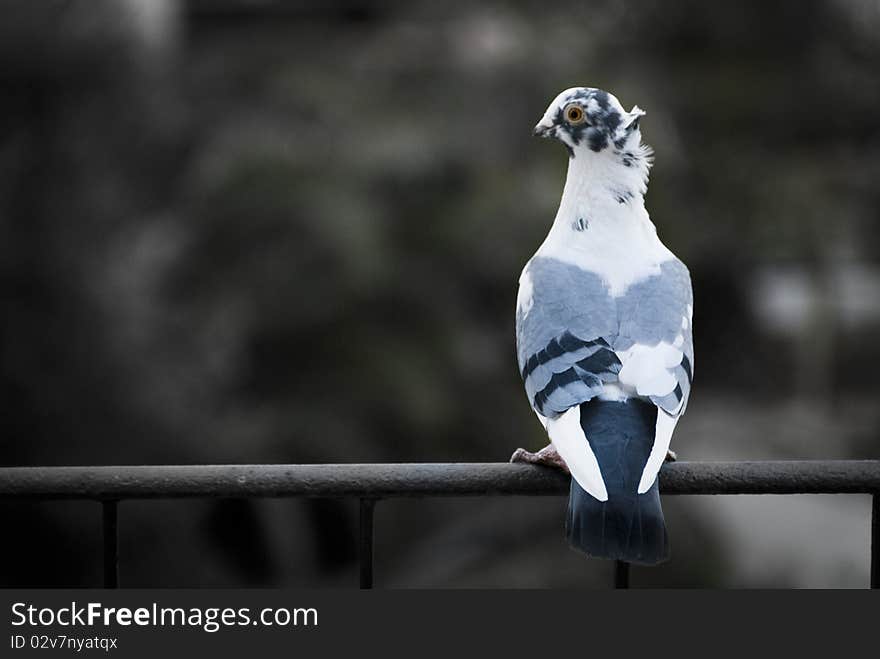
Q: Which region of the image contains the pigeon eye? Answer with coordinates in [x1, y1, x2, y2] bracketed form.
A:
[564, 104, 586, 125]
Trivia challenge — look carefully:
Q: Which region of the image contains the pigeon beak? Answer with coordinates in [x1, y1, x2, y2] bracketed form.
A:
[533, 122, 555, 138]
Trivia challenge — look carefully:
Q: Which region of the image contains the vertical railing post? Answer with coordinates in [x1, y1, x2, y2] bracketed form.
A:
[871, 493, 878, 589]
[614, 560, 630, 589]
[102, 500, 119, 589]
[359, 498, 376, 589]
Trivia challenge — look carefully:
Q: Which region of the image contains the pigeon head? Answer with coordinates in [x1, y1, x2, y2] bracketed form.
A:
[534, 87, 646, 158]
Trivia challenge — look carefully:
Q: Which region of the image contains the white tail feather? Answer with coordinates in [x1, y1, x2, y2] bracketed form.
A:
[637, 409, 678, 494]
[547, 407, 608, 502]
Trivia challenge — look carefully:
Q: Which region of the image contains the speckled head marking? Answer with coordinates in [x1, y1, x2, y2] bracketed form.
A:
[534, 87, 648, 161]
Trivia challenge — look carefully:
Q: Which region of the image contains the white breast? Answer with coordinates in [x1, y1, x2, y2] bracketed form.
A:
[538, 210, 674, 297]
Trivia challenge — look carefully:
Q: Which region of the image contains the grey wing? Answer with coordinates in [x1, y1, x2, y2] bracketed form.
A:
[516, 257, 620, 417]
[615, 258, 694, 416]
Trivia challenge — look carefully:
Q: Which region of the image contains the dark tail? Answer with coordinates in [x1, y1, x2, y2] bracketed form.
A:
[565, 399, 669, 565]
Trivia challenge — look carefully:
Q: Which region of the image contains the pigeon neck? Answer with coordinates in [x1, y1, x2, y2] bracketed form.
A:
[552, 146, 651, 232]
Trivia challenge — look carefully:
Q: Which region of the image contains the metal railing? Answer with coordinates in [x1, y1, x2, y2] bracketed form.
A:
[1, 461, 878, 589]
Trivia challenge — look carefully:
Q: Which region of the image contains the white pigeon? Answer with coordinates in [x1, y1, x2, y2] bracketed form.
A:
[511, 87, 694, 564]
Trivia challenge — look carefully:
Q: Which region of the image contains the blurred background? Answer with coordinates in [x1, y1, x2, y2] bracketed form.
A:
[1, 0, 879, 588]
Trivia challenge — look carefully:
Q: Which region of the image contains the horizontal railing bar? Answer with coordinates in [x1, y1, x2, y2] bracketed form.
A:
[0, 461, 877, 500]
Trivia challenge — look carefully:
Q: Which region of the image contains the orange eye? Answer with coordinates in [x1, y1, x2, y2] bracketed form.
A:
[564, 104, 586, 125]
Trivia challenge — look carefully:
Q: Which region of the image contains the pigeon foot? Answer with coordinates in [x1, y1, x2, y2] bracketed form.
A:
[510, 444, 570, 473]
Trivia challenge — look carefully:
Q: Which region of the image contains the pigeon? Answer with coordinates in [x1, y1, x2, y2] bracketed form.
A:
[511, 87, 694, 565]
